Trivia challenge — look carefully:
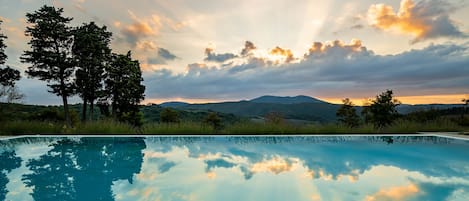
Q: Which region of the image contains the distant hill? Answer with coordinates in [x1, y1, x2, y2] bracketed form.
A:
[249, 95, 326, 104]
[396, 104, 463, 114]
[160, 101, 189, 108]
[2, 95, 465, 125]
[180, 96, 339, 123]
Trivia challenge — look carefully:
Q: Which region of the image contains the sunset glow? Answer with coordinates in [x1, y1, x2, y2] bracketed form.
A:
[0, 0, 467, 105]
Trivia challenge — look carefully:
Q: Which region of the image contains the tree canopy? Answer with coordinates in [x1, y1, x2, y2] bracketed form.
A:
[73, 21, 112, 122]
[363, 90, 400, 128]
[22, 5, 75, 127]
[104, 52, 145, 126]
[336, 98, 360, 127]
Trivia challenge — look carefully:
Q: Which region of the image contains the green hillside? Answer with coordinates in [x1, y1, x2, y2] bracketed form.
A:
[181, 101, 340, 123]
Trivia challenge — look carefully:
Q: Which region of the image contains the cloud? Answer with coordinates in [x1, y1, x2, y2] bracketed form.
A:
[269, 46, 295, 63]
[144, 40, 469, 101]
[121, 11, 162, 45]
[133, 40, 178, 66]
[367, 0, 466, 43]
[204, 47, 237, 63]
[364, 183, 419, 201]
[241, 41, 256, 56]
[158, 48, 178, 60]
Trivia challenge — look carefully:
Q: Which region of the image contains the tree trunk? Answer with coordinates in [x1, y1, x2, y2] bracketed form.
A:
[89, 99, 94, 122]
[62, 94, 71, 128]
[81, 99, 87, 123]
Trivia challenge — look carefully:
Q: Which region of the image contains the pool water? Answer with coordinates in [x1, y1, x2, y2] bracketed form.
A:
[0, 136, 468, 201]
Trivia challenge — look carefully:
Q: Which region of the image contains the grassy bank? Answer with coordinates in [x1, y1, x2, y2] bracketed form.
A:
[0, 119, 466, 135]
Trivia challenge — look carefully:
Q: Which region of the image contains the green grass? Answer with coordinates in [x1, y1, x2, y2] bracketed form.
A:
[68, 120, 136, 134]
[0, 119, 467, 135]
[0, 121, 63, 135]
[143, 122, 215, 134]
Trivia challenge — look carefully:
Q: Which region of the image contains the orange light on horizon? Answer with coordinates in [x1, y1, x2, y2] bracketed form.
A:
[142, 94, 468, 105]
[322, 94, 468, 105]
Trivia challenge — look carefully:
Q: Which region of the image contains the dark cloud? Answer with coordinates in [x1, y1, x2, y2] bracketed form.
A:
[204, 47, 237, 63]
[143, 40, 469, 100]
[146, 48, 178, 65]
[241, 41, 256, 56]
[158, 48, 177, 60]
[367, 0, 467, 44]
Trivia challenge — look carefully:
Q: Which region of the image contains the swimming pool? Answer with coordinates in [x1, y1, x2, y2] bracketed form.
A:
[0, 135, 468, 201]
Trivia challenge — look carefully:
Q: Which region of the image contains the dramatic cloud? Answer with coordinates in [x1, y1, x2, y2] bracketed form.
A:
[367, 0, 466, 43]
[144, 40, 469, 101]
[204, 47, 237, 63]
[270, 46, 295, 63]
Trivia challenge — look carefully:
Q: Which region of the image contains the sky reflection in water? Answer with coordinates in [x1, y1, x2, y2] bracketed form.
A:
[0, 136, 468, 201]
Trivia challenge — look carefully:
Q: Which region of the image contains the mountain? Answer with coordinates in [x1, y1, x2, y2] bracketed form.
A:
[396, 104, 463, 114]
[159, 101, 189, 108]
[179, 95, 339, 123]
[249, 95, 326, 104]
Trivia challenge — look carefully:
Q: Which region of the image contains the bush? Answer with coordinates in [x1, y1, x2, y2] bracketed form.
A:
[204, 112, 222, 130]
[160, 108, 180, 123]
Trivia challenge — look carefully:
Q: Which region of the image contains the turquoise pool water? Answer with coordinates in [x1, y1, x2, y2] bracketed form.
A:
[0, 135, 468, 201]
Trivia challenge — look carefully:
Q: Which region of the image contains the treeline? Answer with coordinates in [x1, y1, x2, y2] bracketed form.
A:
[0, 5, 145, 127]
[337, 90, 469, 128]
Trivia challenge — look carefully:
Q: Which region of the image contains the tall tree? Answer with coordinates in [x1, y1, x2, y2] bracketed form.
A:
[363, 90, 400, 128]
[22, 5, 75, 127]
[0, 19, 6, 64]
[72, 22, 112, 122]
[0, 20, 22, 103]
[336, 98, 360, 127]
[104, 51, 145, 126]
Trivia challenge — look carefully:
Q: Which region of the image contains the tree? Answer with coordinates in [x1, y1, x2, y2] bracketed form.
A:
[103, 51, 145, 126]
[0, 19, 7, 65]
[204, 112, 222, 130]
[73, 22, 112, 122]
[0, 20, 23, 103]
[264, 111, 284, 124]
[160, 108, 180, 123]
[22, 5, 75, 127]
[363, 90, 400, 128]
[336, 98, 360, 127]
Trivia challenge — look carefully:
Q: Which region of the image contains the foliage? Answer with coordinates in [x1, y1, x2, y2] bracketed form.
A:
[22, 5, 75, 127]
[70, 120, 135, 134]
[0, 19, 6, 64]
[336, 98, 360, 127]
[362, 90, 400, 128]
[204, 112, 222, 130]
[103, 52, 145, 126]
[0, 121, 64, 135]
[143, 122, 214, 134]
[0, 20, 23, 103]
[120, 110, 144, 128]
[160, 108, 180, 123]
[73, 22, 112, 122]
[264, 111, 285, 124]
[0, 67, 20, 87]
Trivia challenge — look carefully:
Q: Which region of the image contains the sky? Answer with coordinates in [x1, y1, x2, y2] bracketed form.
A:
[0, 0, 468, 105]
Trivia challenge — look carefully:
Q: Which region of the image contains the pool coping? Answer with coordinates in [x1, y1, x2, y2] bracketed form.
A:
[1, 133, 468, 141]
